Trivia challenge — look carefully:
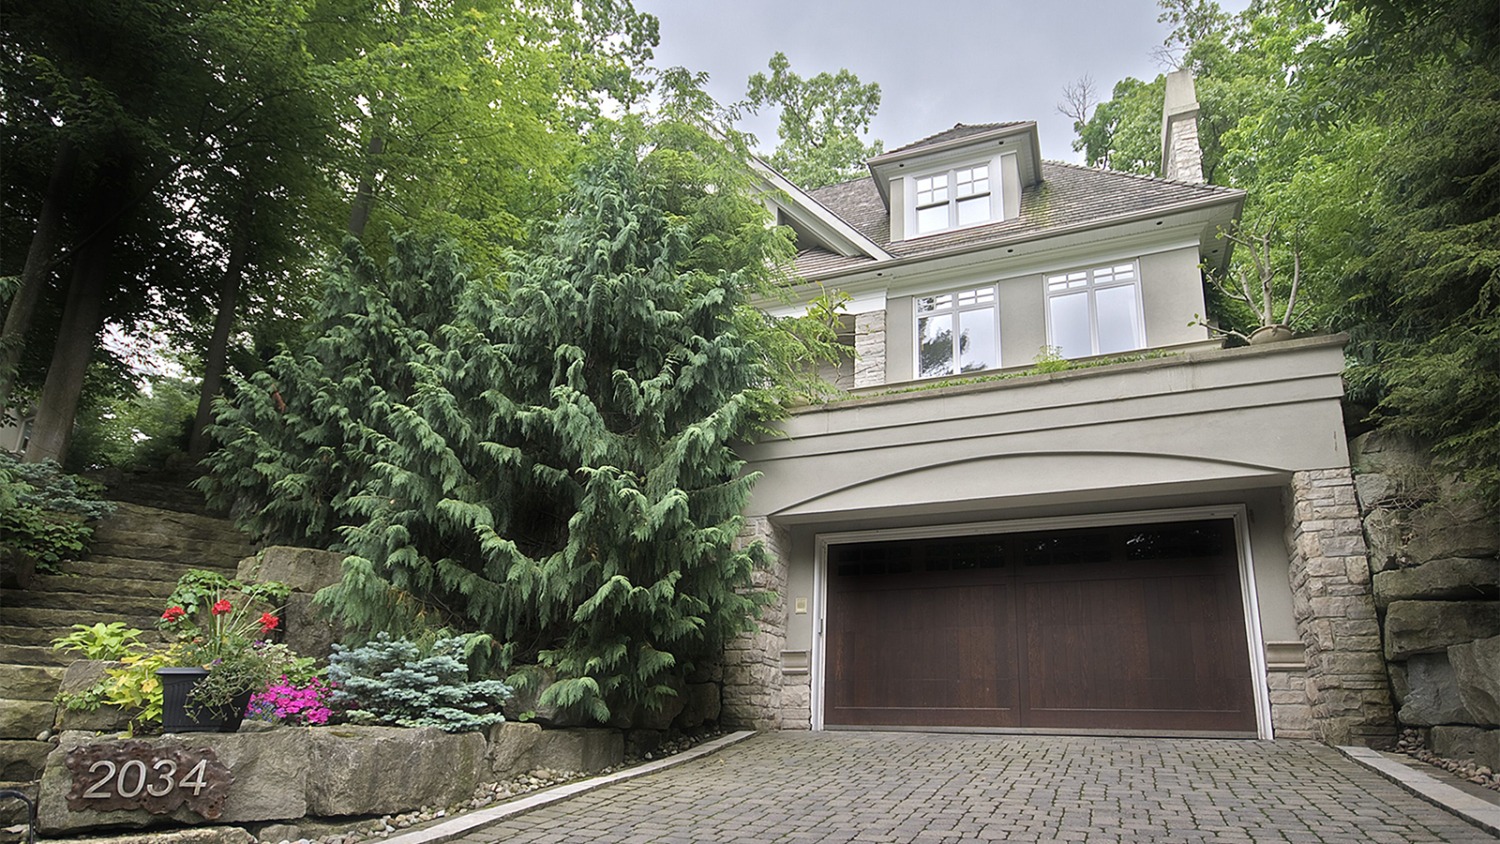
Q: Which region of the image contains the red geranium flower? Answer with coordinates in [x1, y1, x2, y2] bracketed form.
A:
[258, 612, 279, 633]
[211, 599, 233, 615]
[161, 606, 186, 622]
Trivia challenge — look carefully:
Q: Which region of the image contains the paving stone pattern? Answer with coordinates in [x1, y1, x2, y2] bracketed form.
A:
[450, 732, 1496, 844]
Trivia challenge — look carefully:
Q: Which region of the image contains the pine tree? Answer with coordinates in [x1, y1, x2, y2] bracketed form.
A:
[202, 121, 832, 722]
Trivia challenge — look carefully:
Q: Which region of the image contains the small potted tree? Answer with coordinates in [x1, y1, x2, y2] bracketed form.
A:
[1198, 222, 1305, 345]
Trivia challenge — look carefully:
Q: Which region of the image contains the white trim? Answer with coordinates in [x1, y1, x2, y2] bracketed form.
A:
[901, 153, 1006, 240]
[810, 504, 1273, 739]
[751, 158, 894, 261]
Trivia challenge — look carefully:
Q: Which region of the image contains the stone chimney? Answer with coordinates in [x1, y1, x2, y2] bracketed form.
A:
[1160, 69, 1204, 183]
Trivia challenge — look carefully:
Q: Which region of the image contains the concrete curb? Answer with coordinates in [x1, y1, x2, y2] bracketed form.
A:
[1338, 745, 1500, 837]
[381, 730, 758, 844]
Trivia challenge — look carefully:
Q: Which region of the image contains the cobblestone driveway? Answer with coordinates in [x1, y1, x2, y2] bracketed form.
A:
[450, 732, 1497, 844]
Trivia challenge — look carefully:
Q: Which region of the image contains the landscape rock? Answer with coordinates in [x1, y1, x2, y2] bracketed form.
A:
[1383, 600, 1500, 660]
[1, 664, 64, 701]
[36, 729, 312, 834]
[528, 728, 622, 774]
[280, 593, 340, 661]
[677, 682, 721, 729]
[1350, 431, 1431, 476]
[0, 700, 56, 740]
[1450, 634, 1500, 725]
[1362, 509, 1409, 573]
[1372, 557, 1500, 610]
[1429, 725, 1500, 768]
[305, 726, 485, 817]
[53, 827, 255, 844]
[1404, 500, 1500, 564]
[485, 721, 542, 778]
[53, 660, 133, 733]
[236, 546, 345, 594]
[0, 546, 37, 591]
[0, 740, 51, 782]
[1394, 654, 1476, 726]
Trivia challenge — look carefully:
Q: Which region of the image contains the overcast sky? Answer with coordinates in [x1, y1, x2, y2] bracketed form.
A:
[633, 0, 1232, 164]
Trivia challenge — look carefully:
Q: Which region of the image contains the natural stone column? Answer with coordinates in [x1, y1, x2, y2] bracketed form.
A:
[853, 310, 886, 388]
[722, 517, 789, 730]
[1284, 468, 1397, 746]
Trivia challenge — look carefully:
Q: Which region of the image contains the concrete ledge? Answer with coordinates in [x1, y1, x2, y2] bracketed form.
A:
[1339, 745, 1500, 836]
[382, 731, 757, 844]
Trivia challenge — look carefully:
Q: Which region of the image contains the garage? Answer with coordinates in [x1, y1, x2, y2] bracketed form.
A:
[823, 518, 1258, 735]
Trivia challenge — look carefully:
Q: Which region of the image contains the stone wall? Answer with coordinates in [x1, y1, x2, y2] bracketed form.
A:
[1352, 432, 1500, 766]
[853, 310, 886, 388]
[1283, 468, 1397, 746]
[721, 517, 789, 730]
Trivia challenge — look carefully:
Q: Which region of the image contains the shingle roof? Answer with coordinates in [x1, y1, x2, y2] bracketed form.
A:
[793, 160, 1241, 279]
[885, 122, 1030, 155]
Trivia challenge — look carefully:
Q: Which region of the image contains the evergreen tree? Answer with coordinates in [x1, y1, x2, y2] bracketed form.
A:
[202, 120, 834, 722]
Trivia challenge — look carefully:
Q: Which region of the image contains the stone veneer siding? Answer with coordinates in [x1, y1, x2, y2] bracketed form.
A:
[721, 517, 789, 730]
[1164, 114, 1204, 184]
[854, 310, 886, 388]
[1266, 669, 1316, 740]
[1283, 468, 1397, 746]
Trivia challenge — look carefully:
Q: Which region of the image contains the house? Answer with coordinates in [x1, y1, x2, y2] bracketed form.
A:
[720, 71, 1394, 745]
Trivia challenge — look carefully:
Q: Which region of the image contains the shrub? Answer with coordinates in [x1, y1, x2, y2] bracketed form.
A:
[0, 452, 114, 573]
[327, 633, 510, 732]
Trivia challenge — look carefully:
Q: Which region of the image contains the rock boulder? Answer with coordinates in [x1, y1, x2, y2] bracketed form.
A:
[1394, 654, 1476, 726]
[236, 546, 345, 594]
[1450, 634, 1500, 725]
[305, 726, 485, 817]
[1372, 558, 1500, 610]
[1383, 601, 1500, 660]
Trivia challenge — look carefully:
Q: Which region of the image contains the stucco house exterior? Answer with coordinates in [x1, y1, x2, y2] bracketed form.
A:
[720, 72, 1395, 746]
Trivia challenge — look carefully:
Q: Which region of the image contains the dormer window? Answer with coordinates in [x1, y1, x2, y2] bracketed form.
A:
[906, 159, 1003, 238]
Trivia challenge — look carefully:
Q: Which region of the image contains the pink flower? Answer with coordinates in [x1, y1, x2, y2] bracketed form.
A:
[258, 612, 279, 633]
[211, 599, 233, 615]
[161, 606, 186, 622]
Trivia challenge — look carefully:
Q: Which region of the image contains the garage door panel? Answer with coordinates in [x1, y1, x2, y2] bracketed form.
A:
[825, 518, 1258, 734]
[827, 579, 1020, 725]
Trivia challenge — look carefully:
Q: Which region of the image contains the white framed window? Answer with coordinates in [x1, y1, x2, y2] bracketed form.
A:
[915, 286, 999, 377]
[911, 163, 995, 235]
[1045, 262, 1145, 359]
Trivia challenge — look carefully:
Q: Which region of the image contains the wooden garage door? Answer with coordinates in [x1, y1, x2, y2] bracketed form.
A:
[824, 519, 1257, 734]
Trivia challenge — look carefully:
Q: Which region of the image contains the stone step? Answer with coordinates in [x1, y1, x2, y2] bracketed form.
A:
[0, 645, 70, 667]
[0, 699, 56, 740]
[0, 740, 50, 784]
[6, 572, 180, 600]
[0, 665, 65, 702]
[83, 531, 253, 566]
[0, 779, 38, 828]
[92, 502, 250, 542]
[0, 589, 165, 617]
[0, 604, 171, 631]
[55, 556, 236, 584]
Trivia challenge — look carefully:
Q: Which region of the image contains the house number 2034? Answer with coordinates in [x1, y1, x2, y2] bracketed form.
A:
[81, 757, 212, 799]
[64, 741, 234, 820]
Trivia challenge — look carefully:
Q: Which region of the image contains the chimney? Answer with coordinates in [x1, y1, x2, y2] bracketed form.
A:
[1161, 69, 1204, 183]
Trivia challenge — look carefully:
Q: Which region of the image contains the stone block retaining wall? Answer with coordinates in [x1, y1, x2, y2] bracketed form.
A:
[35, 724, 622, 836]
[1351, 432, 1500, 767]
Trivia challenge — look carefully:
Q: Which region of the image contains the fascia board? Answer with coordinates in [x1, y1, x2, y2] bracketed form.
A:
[867, 123, 1042, 203]
[752, 159, 893, 261]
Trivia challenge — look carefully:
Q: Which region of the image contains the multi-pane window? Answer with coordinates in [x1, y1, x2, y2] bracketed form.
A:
[915, 287, 998, 377]
[913, 164, 993, 235]
[1045, 262, 1144, 359]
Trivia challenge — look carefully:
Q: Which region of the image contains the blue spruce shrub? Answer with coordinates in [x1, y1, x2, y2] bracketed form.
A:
[327, 633, 511, 732]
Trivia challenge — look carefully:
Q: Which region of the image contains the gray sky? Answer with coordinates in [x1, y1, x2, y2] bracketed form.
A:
[633, 0, 1204, 165]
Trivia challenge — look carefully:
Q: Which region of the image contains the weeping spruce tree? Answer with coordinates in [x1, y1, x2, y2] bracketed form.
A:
[202, 121, 830, 722]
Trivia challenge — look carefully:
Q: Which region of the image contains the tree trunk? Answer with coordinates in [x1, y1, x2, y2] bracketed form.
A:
[347, 134, 385, 238]
[0, 139, 78, 416]
[23, 219, 113, 464]
[189, 207, 252, 458]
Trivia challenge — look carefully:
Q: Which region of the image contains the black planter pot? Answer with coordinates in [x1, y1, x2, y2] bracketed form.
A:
[157, 667, 251, 733]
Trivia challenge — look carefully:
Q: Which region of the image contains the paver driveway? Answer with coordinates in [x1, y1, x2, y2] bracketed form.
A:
[451, 732, 1497, 844]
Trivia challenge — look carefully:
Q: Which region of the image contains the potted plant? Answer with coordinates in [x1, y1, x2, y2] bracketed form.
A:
[1195, 222, 1306, 345]
[155, 570, 304, 732]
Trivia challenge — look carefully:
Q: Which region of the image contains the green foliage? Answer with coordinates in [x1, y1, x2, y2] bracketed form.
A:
[159, 569, 299, 708]
[1078, 0, 1500, 507]
[52, 622, 143, 660]
[744, 52, 884, 189]
[0, 452, 114, 573]
[327, 633, 510, 732]
[201, 119, 832, 721]
[100, 646, 183, 735]
[68, 375, 199, 472]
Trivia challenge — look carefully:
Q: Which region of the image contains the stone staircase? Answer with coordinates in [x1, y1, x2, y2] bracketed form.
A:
[0, 494, 253, 821]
